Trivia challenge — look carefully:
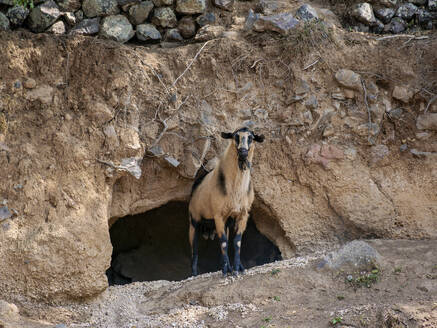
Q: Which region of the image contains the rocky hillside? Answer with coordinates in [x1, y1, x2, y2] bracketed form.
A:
[0, 0, 436, 326]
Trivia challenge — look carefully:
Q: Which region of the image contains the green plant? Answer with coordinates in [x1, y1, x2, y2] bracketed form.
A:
[336, 295, 345, 300]
[330, 316, 343, 325]
[270, 268, 280, 276]
[273, 296, 280, 301]
[264, 316, 272, 323]
[394, 267, 402, 274]
[14, 0, 34, 9]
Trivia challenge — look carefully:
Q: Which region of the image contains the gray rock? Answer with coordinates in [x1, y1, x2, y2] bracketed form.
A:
[82, 0, 120, 18]
[164, 156, 180, 167]
[118, 0, 140, 7]
[416, 8, 433, 27]
[416, 113, 437, 131]
[400, 143, 408, 152]
[318, 241, 383, 272]
[69, 17, 100, 34]
[410, 148, 436, 157]
[212, 0, 233, 11]
[75, 9, 84, 22]
[0, 12, 10, 31]
[396, 3, 417, 21]
[27, 0, 61, 32]
[152, 7, 177, 28]
[350, 3, 376, 26]
[254, 108, 268, 119]
[0, 206, 12, 221]
[100, 15, 134, 43]
[47, 20, 66, 33]
[305, 95, 318, 109]
[335, 69, 362, 91]
[196, 12, 215, 27]
[56, 0, 81, 11]
[353, 22, 370, 32]
[388, 107, 403, 119]
[371, 0, 397, 6]
[152, 0, 173, 5]
[148, 145, 164, 156]
[128, 1, 153, 25]
[6, 6, 29, 26]
[175, 0, 206, 14]
[371, 18, 384, 34]
[119, 157, 142, 179]
[136, 23, 161, 41]
[0, 0, 14, 5]
[429, 0, 437, 11]
[177, 16, 196, 38]
[295, 4, 318, 22]
[370, 144, 389, 164]
[374, 7, 395, 24]
[253, 12, 299, 35]
[387, 17, 406, 34]
[164, 28, 183, 41]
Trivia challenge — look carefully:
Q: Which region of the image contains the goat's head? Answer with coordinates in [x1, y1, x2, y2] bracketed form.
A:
[221, 127, 265, 170]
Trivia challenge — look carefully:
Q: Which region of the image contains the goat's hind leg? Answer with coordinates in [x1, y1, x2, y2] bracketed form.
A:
[189, 215, 200, 276]
[233, 214, 248, 275]
[215, 218, 232, 276]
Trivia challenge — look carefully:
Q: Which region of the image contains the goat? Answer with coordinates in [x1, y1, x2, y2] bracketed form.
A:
[188, 127, 265, 276]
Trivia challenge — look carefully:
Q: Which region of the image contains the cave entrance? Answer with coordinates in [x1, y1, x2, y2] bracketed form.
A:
[106, 201, 282, 285]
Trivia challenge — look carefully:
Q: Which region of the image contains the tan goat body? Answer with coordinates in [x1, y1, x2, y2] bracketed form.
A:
[188, 127, 265, 276]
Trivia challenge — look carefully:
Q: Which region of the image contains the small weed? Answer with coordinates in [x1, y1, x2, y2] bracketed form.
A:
[270, 268, 280, 276]
[394, 267, 402, 274]
[346, 268, 380, 288]
[336, 295, 345, 300]
[273, 296, 280, 301]
[264, 316, 272, 323]
[330, 316, 343, 325]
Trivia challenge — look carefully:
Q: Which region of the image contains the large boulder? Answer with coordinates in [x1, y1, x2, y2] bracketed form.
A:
[27, 0, 61, 32]
[151, 7, 177, 28]
[350, 3, 376, 26]
[374, 7, 395, 24]
[69, 17, 100, 34]
[0, 13, 10, 31]
[6, 6, 29, 26]
[175, 0, 206, 14]
[136, 23, 161, 41]
[100, 15, 134, 43]
[253, 12, 299, 35]
[82, 0, 120, 18]
[128, 1, 154, 25]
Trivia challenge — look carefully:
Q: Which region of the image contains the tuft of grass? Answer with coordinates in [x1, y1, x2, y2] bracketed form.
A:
[393, 267, 402, 274]
[337, 295, 345, 300]
[330, 316, 343, 325]
[264, 316, 272, 323]
[14, 0, 34, 9]
[273, 296, 280, 301]
[347, 268, 380, 288]
[270, 268, 280, 276]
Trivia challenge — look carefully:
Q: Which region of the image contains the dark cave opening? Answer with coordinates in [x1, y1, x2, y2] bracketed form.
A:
[106, 201, 282, 285]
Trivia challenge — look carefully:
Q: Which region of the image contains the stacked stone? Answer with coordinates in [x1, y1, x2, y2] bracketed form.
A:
[350, 0, 437, 34]
[0, 0, 228, 43]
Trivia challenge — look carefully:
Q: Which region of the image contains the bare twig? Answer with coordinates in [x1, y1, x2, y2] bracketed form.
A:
[375, 35, 429, 41]
[425, 94, 437, 113]
[303, 58, 320, 71]
[150, 113, 169, 148]
[172, 40, 212, 88]
[176, 95, 191, 111]
[250, 58, 264, 69]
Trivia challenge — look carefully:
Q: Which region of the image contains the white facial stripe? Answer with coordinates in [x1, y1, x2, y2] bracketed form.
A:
[238, 132, 250, 149]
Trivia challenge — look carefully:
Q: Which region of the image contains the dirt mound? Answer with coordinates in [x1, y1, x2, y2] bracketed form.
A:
[0, 0, 436, 315]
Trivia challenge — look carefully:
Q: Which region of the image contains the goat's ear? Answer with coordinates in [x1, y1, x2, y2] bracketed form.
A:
[221, 132, 233, 139]
[254, 134, 265, 143]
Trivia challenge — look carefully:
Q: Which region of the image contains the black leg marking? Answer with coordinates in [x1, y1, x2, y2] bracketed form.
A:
[219, 234, 232, 276]
[247, 179, 252, 196]
[233, 233, 245, 275]
[191, 218, 200, 276]
[218, 167, 227, 196]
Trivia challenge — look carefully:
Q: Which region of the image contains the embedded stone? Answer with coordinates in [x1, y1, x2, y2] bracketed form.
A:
[128, 1, 153, 25]
[194, 25, 224, 41]
[295, 4, 318, 22]
[62, 11, 76, 25]
[27, 0, 61, 32]
[152, 7, 177, 28]
[255, 0, 287, 15]
[82, 0, 119, 18]
[136, 23, 161, 41]
[6, 6, 29, 26]
[253, 12, 299, 35]
[392, 86, 413, 103]
[386, 17, 406, 34]
[0, 13, 10, 31]
[100, 15, 134, 43]
[371, 18, 384, 34]
[175, 0, 206, 14]
[56, 0, 81, 11]
[152, 0, 173, 5]
[350, 3, 376, 26]
[416, 113, 437, 131]
[177, 16, 196, 38]
[335, 69, 362, 91]
[164, 28, 183, 41]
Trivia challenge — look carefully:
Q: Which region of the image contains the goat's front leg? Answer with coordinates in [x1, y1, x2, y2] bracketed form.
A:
[233, 213, 248, 275]
[189, 216, 200, 276]
[215, 218, 232, 276]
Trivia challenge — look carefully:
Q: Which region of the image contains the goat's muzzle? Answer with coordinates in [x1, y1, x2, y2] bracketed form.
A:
[237, 149, 250, 170]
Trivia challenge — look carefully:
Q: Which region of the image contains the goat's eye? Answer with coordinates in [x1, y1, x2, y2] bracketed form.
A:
[234, 135, 239, 144]
[248, 135, 253, 143]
